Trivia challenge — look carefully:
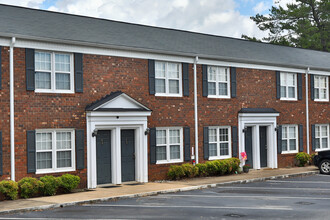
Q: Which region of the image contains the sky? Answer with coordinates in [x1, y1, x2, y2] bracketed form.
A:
[0, 0, 294, 39]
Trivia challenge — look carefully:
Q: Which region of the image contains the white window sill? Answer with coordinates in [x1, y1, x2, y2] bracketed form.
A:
[209, 155, 232, 160]
[36, 167, 75, 175]
[35, 89, 75, 94]
[281, 151, 298, 154]
[156, 159, 183, 165]
[155, 93, 182, 97]
[280, 98, 297, 101]
[315, 148, 330, 152]
[207, 95, 231, 99]
[314, 99, 329, 102]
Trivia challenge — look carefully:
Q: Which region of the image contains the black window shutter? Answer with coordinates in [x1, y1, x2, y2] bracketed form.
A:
[76, 129, 85, 169]
[230, 67, 237, 98]
[202, 64, 208, 97]
[0, 131, 2, 176]
[310, 74, 315, 100]
[276, 71, 280, 99]
[27, 130, 36, 173]
[311, 124, 316, 151]
[182, 63, 189, 96]
[203, 127, 209, 160]
[277, 125, 282, 154]
[297, 73, 302, 100]
[74, 53, 83, 93]
[148, 60, 155, 95]
[149, 128, 156, 164]
[184, 127, 191, 161]
[232, 126, 238, 157]
[0, 46, 2, 90]
[26, 48, 35, 91]
[299, 124, 303, 152]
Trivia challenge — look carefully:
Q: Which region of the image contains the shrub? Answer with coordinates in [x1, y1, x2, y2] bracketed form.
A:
[205, 161, 217, 176]
[295, 152, 311, 167]
[40, 175, 60, 196]
[195, 163, 207, 176]
[59, 174, 80, 193]
[0, 180, 18, 200]
[216, 160, 227, 175]
[229, 158, 240, 173]
[182, 163, 198, 178]
[18, 177, 44, 199]
[168, 165, 184, 180]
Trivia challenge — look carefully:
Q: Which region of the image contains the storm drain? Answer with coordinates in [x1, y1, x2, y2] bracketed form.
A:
[224, 213, 246, 218]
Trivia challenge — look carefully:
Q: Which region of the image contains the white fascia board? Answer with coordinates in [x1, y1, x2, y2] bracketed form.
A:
[238, 113, 280, 118]
[87, 111, 152, 117]
[2, 36, 329, 76]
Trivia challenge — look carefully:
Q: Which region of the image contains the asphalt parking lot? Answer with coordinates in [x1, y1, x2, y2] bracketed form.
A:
[1, 174, 330, 219]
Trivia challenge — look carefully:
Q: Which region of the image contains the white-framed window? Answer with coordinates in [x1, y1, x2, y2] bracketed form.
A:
[156, 127, 183, 164]
[36, 129, 75, 174]
[315, 124, 330, 151]
[280, 72, 297, 100]
[282, 125, 298, 154]
[208, 66, 230, 98]
[314, 76, 329, 101]
[35, 51, 74, 93]
[208, 126, 231, 160]
[155, 61, 182, 97]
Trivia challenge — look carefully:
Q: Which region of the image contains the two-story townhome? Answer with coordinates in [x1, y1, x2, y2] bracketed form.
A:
[0, 4, 329, 188]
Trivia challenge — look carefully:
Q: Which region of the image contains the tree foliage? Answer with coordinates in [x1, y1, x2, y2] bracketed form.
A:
[243, 0, 330, 52]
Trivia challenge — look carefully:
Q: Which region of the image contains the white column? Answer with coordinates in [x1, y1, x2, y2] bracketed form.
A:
[10, 37, 15, 181]
[113, 127, 122, 184]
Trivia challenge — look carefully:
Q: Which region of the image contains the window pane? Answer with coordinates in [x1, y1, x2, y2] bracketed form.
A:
[208, 67, 216, 81]
[57, 151, 71, 168]
[35, 72, 51, 89]
[322, 138, 328, 149]
[155, 62, 165, 78]
[35, 52, 51, 71]
[155, 79, 165, 93]
[315, 138, 320, 149]
[282, 140, 287, 151]
[37, 152, 52, 169]
[56, 73, 70, 90]
[219, 68, 227, 81]
[156, 146, 166, 160]
[170, 145, 180, 159]
[282, 127, 287, 139]
[208, 82, 216, 95]
[322, 126, 328, 136]
[209, 128, 217, 142]
[289, 139, 296, 151]
[280, 86, 286, 98]
[55, 54, 70, 72]
[287, 74, 295, 86]
[315, 89, 320, 99]
[280, 73, 286, 86]
[36, 132, 52, 150]
[320, 89, 327, 99]
[156, 130, 166, 145]
[288, 87, 295, 98]
[219, 128, 228, 142]
[315, 126, 320, 137]
[209, 143, 217, 156]
[218, 83, 227, 96]
[56, 132, 71, 150]
[169, 80, 179, 94]
[168, 63, 179, 79]
[169, 130, 180, 144]
[220, 143, 229, 156]
[289, 127, 296, 138]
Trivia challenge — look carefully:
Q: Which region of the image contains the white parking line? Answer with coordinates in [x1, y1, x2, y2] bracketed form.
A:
[82, 204, 292, 211]
[217, 186, 330, 191]
[267, 180, 330, 184]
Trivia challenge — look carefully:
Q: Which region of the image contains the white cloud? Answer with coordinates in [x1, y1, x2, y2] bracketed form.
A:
[253, 1, 270, 13]
[0, 0, 44, 8]
[273, 0, 297, 9]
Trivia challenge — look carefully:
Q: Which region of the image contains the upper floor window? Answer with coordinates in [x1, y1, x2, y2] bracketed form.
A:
[208, 66, 230, 98]
[156, 127, 183, 164]
[36, 129, 75, 174]
[155, 61, 182, 96]
[282, 125, 298, 154]
[209, 126, 231, 160]
[35, 51, 74, 93]
[315, 125, 329, 150]
[314, 76, 329, 101]
[280, 72, 297, 100]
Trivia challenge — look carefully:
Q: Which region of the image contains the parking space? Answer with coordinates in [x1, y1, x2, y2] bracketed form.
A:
[1, 174, 330, 219]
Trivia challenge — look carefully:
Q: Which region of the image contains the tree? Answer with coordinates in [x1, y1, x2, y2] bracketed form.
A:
[242, 0, 330, 52]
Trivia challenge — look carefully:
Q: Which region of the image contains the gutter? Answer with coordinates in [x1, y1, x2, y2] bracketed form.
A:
[10, 37, 15, 181]
[306, 67, 310, 154]
[193, 56, 199, 164]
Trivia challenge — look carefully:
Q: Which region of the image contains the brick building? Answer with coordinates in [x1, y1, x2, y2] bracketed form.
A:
[0, 4, 329, 188]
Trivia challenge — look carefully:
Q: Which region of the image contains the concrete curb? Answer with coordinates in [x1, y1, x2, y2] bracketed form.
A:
[0, 170, 319, 215]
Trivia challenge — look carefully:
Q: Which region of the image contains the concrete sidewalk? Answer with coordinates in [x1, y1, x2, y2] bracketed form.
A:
[0, 166, 319, 214]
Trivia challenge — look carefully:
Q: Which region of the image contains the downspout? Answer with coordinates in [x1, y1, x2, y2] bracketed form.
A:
[10, 37, 16, 181]
[194, 56, 199, 164]
[305, 67, 310, 154]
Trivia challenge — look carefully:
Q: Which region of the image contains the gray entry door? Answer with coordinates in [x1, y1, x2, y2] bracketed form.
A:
[245, 127, 253, 168]
[96, 130, 111, 185]
[121, 130, 135, 182]
[259, 126, 268, 167]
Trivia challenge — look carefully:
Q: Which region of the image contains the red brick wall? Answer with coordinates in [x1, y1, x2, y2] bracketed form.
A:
[0, 48, 328, 184]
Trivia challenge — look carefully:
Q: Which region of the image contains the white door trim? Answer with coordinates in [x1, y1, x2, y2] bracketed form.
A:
[86, 111, 151, 189]
[238, 113, 279, 170]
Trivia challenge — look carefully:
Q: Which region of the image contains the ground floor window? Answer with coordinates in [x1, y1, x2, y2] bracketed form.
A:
[36, 129, 75, 173]
[316, 124, 330, 150]
[156, 127, 183, 164]
[282, 125, 298, 154]
[209, 126, 231, 159]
